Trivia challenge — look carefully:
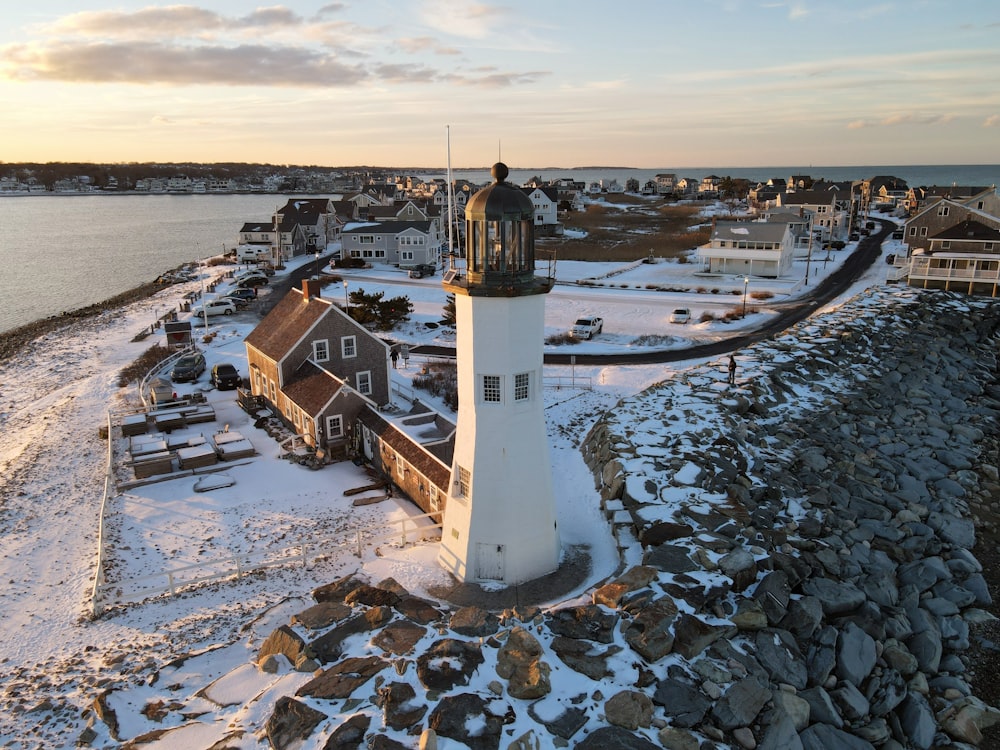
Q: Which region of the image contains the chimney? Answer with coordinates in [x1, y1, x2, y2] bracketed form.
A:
[303, 278, 322, 299]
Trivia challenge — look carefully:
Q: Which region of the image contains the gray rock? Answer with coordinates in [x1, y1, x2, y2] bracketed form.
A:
[672, 613, 734, 659]
[623, 596, 678, 661]
[374, 681, 427, 731]
[906, 630, 942, 674]
[799, 722, 876, 750]
[799, 686, 844, 728]
[897, 692, 936, 750]
[758, 710, 803, 750]
[711, 677, 771, 730]
[755, 628, 807, 689]
[806, 625, 838, 687]
[831, 680, 869, 722]
[868, 668, 907, 716]
[780, 595, 823, 640]
[801, 578, 865, 615]
[753, 570, 791, 625]
[546, 604, 619, 643]
[496, 627, 551, 699]
[652, 677, 711, 728]
[323, 713, 370, 750]
[449, 605, 499, 636]
[575, 725, 660, 749]
[771, 690, 811, 731]
[428, 693, 507, 750]
[836, 622, 877, 686]
[643, 543, 699, 574]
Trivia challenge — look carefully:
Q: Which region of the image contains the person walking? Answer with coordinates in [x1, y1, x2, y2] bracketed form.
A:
[728, 354, 737, 385]
[390, 348, 399, 369]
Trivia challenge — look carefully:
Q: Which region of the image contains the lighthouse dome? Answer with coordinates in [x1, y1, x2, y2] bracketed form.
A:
[465, 162, 533, 221]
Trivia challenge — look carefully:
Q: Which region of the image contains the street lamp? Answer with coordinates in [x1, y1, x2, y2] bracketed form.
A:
[342, 280, 349, 315]
[314, 249, 320, 278]
[742, 276, 749, 318]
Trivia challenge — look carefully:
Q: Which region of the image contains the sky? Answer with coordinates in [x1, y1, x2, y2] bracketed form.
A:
[1, 1, 999, 168]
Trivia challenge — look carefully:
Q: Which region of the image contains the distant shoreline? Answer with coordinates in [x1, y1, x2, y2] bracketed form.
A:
[0, 280, 165, 364]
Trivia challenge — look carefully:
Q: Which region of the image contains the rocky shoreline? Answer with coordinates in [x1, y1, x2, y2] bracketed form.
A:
[0, 281, 170, 364]
[80, 287, 1000, 749]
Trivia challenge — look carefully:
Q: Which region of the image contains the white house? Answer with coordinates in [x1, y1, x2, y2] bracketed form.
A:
[698, 220, 795, 278]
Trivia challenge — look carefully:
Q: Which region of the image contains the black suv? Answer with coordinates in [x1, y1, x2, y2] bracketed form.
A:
[171, 352, 206, 383]
[211, 363, 242, 390]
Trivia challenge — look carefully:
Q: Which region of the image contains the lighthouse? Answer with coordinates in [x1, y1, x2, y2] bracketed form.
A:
[437, 162, 560, 585]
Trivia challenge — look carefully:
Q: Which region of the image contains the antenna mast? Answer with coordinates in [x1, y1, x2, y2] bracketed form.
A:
[446, 125, 456, 270]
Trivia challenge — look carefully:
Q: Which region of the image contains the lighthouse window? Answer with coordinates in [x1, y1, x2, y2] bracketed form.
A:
[514, 372, 530, 401]
[458, 466, 471, 497]
[482, 375, 502, 403]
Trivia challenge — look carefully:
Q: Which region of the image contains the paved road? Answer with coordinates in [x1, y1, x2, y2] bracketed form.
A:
[413, 221, 894, 365]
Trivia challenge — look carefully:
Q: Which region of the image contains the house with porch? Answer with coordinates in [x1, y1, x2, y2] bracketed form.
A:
[698, 219, 795, 278]
[902, 219, 1000, 297]
[775, 189, 850, 242]
[244, 279, 391, 453]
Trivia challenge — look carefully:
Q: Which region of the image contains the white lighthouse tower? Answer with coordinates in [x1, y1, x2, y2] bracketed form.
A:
[437, 162, 560, 585]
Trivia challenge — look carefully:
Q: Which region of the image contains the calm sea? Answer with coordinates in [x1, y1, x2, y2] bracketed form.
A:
[1, 165, 997, 334]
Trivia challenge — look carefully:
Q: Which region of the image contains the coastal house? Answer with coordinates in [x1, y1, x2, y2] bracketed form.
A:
[341, 220, 443, 268]
[902, 194, 1000, 249]
[698, 219, 795, 278]
[520, 186, 560, 230]
[274, 198, 342, 257]
[243, 279, 391, 452]
[775, 189, 850, 242]
[355, 407, 455, 518]
[655, 173, 677, 195]
[905, 219, 1000, 297]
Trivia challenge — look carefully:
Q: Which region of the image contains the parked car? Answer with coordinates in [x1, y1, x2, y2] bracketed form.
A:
[571, 316, 604, 339]
[219, 294, 250, 310]
[234, 269, 268, 284]
[148, 377, 177, 405]
[194, 299, 236, 317]
[171, 352, 206, 382]
[226, 288, 257, 304]
[407, 264, 437, 279]
[210, 363, 242, 390]
[669, 308, 691, 324]
[236, 275, 268, 289]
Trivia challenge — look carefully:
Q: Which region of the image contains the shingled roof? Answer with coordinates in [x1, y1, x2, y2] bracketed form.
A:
[244, 285, 333, 362]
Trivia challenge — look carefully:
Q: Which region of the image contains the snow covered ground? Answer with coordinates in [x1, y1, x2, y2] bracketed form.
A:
[0, 210, 902, 748]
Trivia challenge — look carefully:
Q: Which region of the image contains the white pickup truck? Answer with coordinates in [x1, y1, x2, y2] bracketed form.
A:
[571, 316, 604, 339]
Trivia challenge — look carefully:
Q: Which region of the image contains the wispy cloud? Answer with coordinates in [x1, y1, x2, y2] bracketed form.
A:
[847, 112, 955, 129]
[984, 115, 1000, 128]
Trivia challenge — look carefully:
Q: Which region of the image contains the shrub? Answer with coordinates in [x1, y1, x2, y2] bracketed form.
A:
[750, 291, 773, 300]
[412, 363, 458, 410]
[118, 344, 172, 386]
[545, 332, 575, 346]
[699, 311, 716, 323]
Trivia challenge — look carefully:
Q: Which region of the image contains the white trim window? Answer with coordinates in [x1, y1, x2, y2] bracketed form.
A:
[937, 206, 950, 217]
[313, 339, 329, 362]
[356, 370, 372, 395]
[458, 465, 471, 497]
[514, 372, 530, 402]
[481, 374, 502, 403]
[326, 414, 344, 438]
[401, 250, 414, 261]
[341, 335, 357, 358]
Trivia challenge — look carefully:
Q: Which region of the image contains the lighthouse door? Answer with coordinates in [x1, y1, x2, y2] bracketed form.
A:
[476, 543, 505, 581]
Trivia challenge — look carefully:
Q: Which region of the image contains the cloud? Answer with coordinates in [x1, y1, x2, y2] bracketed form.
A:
[1, 41, 369, 87]
[985, 115, 1000, 128]
[397, 36, 461, 56]
[418, 1, 510, 39]
[846, 112, 956, 130]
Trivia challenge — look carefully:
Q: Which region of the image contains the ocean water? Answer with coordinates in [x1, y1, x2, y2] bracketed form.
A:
[2, 165, 997, 334]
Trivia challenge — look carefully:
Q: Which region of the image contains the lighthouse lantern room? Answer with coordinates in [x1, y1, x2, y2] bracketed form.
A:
[437, 162, 560, 585]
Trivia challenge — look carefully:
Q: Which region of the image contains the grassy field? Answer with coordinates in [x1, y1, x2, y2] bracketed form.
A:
[537, 194, 713, 262]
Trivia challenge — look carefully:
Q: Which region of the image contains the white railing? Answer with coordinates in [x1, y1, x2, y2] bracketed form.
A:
[138, 347, 195, 409]
[544, 374, 593, 390]
[91, 505, 442, 615]
[908, 257, 1000, 284]
[89, 411, 117, 617]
